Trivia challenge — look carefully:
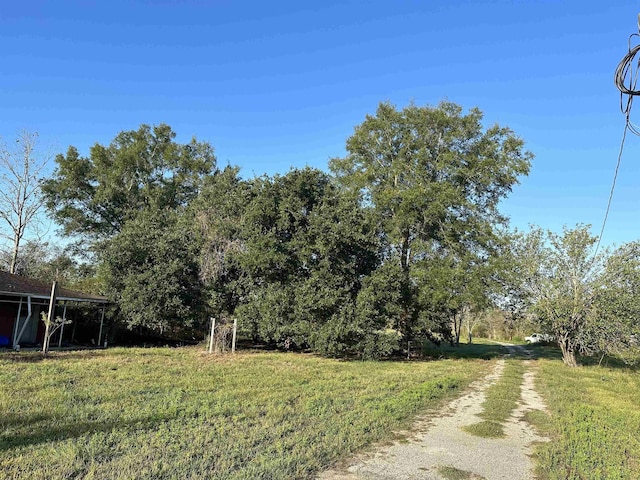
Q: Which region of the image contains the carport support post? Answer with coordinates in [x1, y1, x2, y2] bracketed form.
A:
[97, 306, 105, 347]
[15, 296, 32, 347]
[58, 303, 67, 348]
[43, 281, 58, 355]
[12, 297, 23, 347]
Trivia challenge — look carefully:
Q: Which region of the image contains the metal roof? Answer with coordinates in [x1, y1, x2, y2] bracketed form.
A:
[0, 271, 108, 303]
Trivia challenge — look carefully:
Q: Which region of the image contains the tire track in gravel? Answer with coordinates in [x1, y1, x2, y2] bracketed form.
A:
[319, 343, 549, 480]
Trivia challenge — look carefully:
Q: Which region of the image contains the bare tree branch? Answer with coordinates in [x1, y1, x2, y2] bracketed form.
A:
[0, 130, 52, 273]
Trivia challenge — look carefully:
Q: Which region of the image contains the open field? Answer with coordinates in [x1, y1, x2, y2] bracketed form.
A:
[3, 342, 639, 479]
[0, 347, 495, 479]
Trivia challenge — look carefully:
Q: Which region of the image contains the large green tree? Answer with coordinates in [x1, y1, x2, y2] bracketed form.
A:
[42, 124, 216, 335]
[196, 167, 386, 357]
[330, 101, 532, 341]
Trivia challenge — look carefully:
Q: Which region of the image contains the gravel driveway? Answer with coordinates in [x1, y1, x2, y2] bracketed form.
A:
[319, 343, 549, 480]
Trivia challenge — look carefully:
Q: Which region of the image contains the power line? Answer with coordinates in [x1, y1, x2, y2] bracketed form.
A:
[593, 122, 628, 256]
[614, 33, 640, 134]
[595, 28, 640, 255]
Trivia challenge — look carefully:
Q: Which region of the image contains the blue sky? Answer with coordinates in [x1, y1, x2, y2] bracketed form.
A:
[1, 0, 639, 247]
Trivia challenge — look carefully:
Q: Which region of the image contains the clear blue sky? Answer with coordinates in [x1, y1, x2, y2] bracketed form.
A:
[1, 0, 638, 247]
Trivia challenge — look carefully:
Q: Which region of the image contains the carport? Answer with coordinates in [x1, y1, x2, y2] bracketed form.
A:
[0, 271, 108, 349]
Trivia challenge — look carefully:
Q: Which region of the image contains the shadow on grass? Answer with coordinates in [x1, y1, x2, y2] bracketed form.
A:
[522, 344, 639, 370]
[524, 343, 563, 361]
[0, 350, 107, 363]
[422, 342, 508, 360]
[0, 411, 178, 452]
[578, 353, 640, 370]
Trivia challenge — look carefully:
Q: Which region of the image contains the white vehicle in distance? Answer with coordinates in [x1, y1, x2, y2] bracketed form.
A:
[525, 333, 555, 344]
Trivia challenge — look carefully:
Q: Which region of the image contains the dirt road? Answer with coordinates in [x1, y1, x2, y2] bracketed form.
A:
[319, 344, 548, 480]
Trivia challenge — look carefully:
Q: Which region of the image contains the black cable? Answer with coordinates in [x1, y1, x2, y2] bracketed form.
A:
[614, 34, 640, 97]
[615, 34, 640, 134]
[595, 32, 640, 255]
[593, 122, 628, 257]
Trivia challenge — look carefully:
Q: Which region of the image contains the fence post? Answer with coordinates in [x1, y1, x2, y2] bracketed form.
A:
[231, 318, 237, 353]
[208, 317, 216, 353]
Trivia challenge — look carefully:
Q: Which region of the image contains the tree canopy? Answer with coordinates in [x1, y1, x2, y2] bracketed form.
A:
[42, 123, 216, 241]
[504, 225, 640, 367]
[330, 101, 532, 343]
[36, 103, 540, 357]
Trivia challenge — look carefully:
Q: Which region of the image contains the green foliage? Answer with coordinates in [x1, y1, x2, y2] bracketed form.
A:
[9, 240, 99, 293]
[330, 101, 532, 342]
[42, 124, 217, 335]
[41, 107, 533, 357]
[589, 241, 640, 363]
[508, 225, 640, 367]
[533, 226, 601, 366]
[223, 168, 384, 357]
[100, 208, 204, 336]
[42, 123, 216, 241]
[0, 348, 491, 479]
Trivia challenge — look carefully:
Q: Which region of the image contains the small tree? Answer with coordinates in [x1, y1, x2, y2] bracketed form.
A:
[511, 225, 604, 367]
[40, 311, 71, 356]
[0, 130, 51, 273]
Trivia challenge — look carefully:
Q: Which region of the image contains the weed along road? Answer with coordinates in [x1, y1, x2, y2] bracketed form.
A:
[320, 344, 549, 480]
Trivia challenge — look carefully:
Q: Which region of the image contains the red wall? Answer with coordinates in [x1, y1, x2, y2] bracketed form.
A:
[0, 303, 18, 344]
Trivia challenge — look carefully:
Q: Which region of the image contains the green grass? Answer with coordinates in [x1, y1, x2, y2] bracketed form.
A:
[437, 465, 485, 480]
[0, 347, 493, 479]
[464, 360, 526, 438]
[533, 357, 640, 480]
[522, 409, 553, 438]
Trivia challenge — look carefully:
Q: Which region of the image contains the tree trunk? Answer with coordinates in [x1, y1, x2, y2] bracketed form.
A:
[398, 231, 413, 341]
[10, 235, 20, 274]
[399, 232, 410, 274]
[559, 337, 578, 367]
[452, 311, 461, 345]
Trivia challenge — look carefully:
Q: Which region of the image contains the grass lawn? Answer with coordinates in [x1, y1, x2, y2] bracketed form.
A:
[0, 347, 494, 479]
[529, 346, 640, 480]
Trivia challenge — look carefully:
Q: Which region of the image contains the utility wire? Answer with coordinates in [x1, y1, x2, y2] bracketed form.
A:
[595, 31, 640, 256]
[593, 122, 628, 256]
[614, 33, 640, 134]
